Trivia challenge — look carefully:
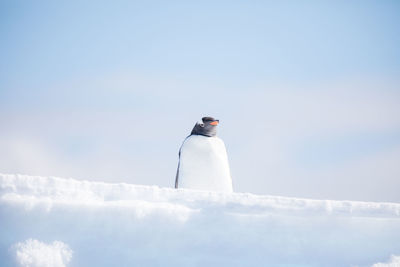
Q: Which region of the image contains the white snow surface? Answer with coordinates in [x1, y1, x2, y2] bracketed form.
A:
[177, 135, 233, 192]
[1, 173, 400, 267]
[371, 255, 400, 267]
[11, 239, 72, 267]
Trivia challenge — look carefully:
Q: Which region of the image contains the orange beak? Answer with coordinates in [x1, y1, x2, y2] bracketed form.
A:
[210, 121, 219, 126]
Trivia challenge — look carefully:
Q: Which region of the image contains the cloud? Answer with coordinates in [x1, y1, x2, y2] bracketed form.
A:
[371, 255, 400, 267]
[11, 239, 73, 267]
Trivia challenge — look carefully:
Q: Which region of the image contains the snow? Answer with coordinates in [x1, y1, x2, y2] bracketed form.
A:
[11, 239, 72, 267]
[1, 173, 400, 267]
[371, 255, 400, 267]
[177, 135, 233, 192]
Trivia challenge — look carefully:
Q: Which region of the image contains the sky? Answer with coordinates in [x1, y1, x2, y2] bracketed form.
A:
[1, 0, 399, 202]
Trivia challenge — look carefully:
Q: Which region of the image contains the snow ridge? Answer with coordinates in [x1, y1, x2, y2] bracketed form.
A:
[1, 173, 400, 267]
[1, 173, 399, 218]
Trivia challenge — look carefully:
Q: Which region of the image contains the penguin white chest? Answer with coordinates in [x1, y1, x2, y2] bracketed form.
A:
[177, 135, 233, 192]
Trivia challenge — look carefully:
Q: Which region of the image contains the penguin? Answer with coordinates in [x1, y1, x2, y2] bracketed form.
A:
[175, 117, 233, 193]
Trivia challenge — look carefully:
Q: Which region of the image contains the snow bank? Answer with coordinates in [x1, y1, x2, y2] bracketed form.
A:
[1, 173, 400, 267]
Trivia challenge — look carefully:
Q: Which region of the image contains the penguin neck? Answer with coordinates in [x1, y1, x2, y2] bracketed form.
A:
[190, 133, 216, 138]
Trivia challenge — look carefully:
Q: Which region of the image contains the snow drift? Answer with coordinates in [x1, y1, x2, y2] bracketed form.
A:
[372, 255, 400, 267]
[1, 173, 399, 267]
[11, 239, 72, 267]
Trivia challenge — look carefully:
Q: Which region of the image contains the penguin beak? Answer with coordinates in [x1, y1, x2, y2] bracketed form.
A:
[210, 120, 219, 126]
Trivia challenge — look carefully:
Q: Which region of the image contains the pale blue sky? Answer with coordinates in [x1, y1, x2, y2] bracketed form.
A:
[1, 0, 399, 202]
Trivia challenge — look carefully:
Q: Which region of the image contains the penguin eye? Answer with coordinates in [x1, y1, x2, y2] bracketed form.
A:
[200, 123, 204, 127]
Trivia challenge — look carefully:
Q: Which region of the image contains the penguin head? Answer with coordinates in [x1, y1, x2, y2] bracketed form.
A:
[190, 117, 219, 137]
